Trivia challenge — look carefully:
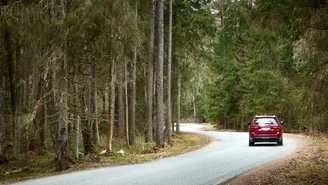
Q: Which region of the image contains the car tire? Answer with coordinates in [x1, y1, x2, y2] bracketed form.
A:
[277, 139, 283, 146]
[249, 140, 254, 146]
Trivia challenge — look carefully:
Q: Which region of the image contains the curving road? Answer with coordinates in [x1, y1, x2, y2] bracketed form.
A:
[13, 123, 298, 185]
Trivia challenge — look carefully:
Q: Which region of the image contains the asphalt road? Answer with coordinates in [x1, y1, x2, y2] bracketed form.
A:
[13, 123, 298, 185]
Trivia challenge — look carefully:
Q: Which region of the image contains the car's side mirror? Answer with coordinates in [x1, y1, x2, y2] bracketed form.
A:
[281, 121, 285, 125]
[247, 122, 251, 125]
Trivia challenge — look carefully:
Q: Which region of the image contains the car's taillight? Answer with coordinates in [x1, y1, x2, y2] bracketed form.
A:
[250, 126, 259, 131]
[271, 126, 282, 132]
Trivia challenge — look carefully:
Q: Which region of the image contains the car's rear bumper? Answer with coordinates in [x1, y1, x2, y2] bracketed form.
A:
[250, 137, 282, 143]
[249, 132, 283, 142]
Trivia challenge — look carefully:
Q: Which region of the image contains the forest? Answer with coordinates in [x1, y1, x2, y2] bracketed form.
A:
[0, 0, 327, 171]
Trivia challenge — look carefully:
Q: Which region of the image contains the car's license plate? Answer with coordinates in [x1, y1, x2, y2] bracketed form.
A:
[261, 128, 270, 131]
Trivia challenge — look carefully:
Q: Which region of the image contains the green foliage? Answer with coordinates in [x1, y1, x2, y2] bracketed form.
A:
[204, 0, 328, 132]
[171, 0, 217, 121]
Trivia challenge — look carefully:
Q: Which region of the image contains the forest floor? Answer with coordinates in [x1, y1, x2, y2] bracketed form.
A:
[0, 132, 211, 184]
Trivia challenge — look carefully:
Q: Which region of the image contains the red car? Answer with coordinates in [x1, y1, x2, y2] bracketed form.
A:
[248, 115, 284, 146]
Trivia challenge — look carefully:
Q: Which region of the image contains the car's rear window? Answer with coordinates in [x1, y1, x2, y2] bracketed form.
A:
[254, 118, 277, 125]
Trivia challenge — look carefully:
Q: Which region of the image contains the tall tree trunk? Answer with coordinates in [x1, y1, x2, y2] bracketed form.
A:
[30, 76, 46, 152]
[14, 40, 22, 158]
[156, 0, 164, 148]
[57, 58, 69, 170]
[165, 0, 173, 145]
[176, 65, 181, 132]
[81, 117, 93, 155]
[107, 58, 115, 152]
[117, 62, 125, 139]
[128, 2, 138, 146]
[75, 115, 80, 158]
[91, 62, 99, 146]
[23, 60, 30, 108]
[4, 16, 20, 159]
[81, 83, 94, 155]
[1, 0, 9, 162]
[56, 0, 69, 171]
[128, 47, 137, 146]
[73, 82, 80, 159]
[46, 66, 58, 150]
[146, 0, 156, 143]
[38, 80, 46, 150]
[125, 61, 129, 145]
[0, 46, 7, 164]
[107, 19, 116, 151]
[153, 67, 157, 140]
[193, 95, 196, 121]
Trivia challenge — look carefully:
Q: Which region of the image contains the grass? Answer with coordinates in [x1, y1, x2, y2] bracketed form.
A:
[0, 132, 211, 184]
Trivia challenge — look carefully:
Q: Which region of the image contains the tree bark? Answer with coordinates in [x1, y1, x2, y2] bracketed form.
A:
[1, 0, 9, 162]
[176, 65, 181, 132]
[57, 58, 69, 170]
[128, 47, 137, 146]
[73, 82, 80, 159]
[125, 61, 129, 145]
[146, 0, 156, 143]
[165, 0, 173, 145]
[46, 66, 58, 150]
[128, 2, 138, 146]
[4, 16, 20, 159]
[102, 90, 107, 114]
[23, 59, 30, 108]
[107, 58, 115, 152]
[156, 0, 164, 148]
[56, 0, 69, 171]
[81, 115, 93, 155]
[91, 62, 99, 146]
[30, 76, 46, 152]
[193, 95, 196, 121]
[75, 115, 80, 158]
[0, 44, 7, 164]
[153, 66, 157, 140]
[45, 1, 58, 152]
[14, 40, 22, 158]
[81, 80, 94, 155]
[117, 63, 125, 139]
[81, 118, 93, 155]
